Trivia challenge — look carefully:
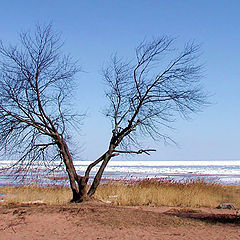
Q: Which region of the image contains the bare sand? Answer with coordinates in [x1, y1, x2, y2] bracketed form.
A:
[0, 201, 239, 240]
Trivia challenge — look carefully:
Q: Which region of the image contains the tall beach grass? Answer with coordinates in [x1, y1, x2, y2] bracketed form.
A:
[0, 178, 239, 208]
[0, 185, 72, 205]
[95, 178, 240, 208]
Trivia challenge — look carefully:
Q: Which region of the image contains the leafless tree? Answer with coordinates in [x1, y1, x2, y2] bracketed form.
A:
[0, 24, 86, 202]
[0, 28, 208, 202]
[84, 37, 208, 197]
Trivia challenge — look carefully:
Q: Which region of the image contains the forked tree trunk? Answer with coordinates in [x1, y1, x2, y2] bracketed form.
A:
[58, 136, 115, 202]
[65, 161, 89, 202]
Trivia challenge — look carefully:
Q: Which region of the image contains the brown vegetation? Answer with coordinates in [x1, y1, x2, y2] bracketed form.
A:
[1, 179, 239, 209]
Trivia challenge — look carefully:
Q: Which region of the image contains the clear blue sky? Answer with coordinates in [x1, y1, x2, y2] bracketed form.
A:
[0, 1, 239, 161]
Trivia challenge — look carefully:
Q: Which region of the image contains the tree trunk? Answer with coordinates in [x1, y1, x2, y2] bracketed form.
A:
[58, 136, 115, 202]
[57, 136, 89, 202]
[88, 150, 113, 197]
[74, 176, 89, 202]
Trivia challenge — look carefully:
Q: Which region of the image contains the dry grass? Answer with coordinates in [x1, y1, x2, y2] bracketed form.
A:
[0, 178, 239, 208]
[95, 178, 240, 208]
[0, 185, 72, 205]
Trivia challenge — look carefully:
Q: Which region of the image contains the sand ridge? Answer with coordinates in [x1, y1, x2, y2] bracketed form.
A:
[0, 201, 240, 240]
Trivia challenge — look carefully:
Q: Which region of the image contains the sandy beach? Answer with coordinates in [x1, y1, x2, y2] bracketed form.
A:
[0, 201, 239, 240]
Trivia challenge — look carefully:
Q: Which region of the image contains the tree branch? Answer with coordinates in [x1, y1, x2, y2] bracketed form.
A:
[84, 152, 106, 179]
[113, 149, 156, 155]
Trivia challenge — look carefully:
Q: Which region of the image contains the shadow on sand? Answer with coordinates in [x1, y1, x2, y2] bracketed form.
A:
[165, 209, 240, 225]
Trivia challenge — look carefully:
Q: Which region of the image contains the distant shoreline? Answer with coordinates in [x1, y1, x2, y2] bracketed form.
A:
[1, 159, 240, 186]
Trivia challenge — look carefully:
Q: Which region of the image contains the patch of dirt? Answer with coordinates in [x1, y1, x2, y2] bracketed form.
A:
[0, 201, 240, 240]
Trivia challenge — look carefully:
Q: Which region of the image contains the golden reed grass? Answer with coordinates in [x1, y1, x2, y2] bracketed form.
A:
[95, 178, 240, 208]
[0, 185, 72, 205]
[0, 178, 239, 208]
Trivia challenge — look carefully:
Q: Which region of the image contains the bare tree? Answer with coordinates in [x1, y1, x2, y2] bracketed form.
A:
[83, 37, 208, 197]
[0, 24, 86, 202]
[0, 28, 208, 202]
